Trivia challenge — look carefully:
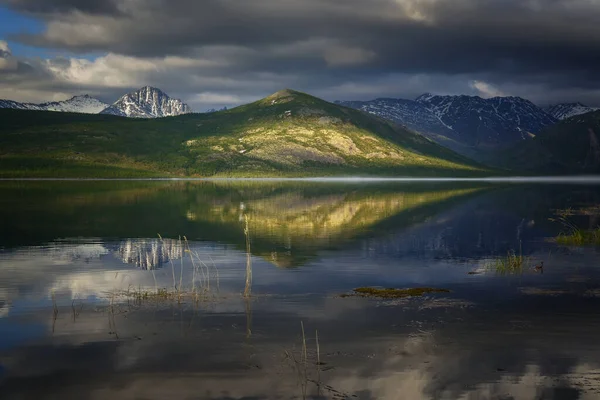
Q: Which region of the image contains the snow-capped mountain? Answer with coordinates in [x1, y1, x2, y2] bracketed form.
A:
[545, 103, 598, 120]
[100, 86, 192, 118]
[0, 95, 108, 114]
[336, 98, 459, 144]
[40, 95, 109, 114]
[0, 99, 44, 111]
[0, 87, 190, 118]
[415, 94, 557, 147]
[337, 93, 559, 159]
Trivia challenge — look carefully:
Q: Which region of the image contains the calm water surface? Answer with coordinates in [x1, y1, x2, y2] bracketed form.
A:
[1, 181, 600, 399]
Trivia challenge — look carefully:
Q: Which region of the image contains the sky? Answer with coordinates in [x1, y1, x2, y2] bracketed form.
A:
[1, 0, 600, 111]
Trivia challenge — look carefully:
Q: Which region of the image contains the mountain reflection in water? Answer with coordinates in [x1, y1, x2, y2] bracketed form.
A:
[0, 180, 600, 399]
[117, 238, 183, 270]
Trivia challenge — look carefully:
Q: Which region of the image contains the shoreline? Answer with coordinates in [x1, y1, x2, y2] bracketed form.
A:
[1, 175, 600, 184]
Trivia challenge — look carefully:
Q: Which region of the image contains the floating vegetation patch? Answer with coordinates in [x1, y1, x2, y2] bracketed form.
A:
[110, 287, 220, 306]
[341, 287, 450, 299]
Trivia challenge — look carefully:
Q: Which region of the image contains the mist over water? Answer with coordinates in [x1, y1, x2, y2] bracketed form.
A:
[3, 175, 600, 184]
[1, 180, 600, 399]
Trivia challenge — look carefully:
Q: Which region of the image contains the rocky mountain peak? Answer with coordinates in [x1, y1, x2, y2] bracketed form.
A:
[100, 87, 192, 118]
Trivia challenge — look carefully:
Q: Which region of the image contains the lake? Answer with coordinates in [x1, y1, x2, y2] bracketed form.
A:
[1, 180, 600, 399]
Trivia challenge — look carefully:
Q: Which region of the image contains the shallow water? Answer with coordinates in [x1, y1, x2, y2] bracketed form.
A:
[1, 180, 600, 399]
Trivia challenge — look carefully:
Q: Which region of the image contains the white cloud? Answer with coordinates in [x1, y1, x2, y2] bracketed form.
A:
[162, 56, 222, 69]
[393, 0, 442, 23]
[41, 52, 227, 90]
[44, 54, 155, 87]
[0, 40, 10, 53]
[470, 80, 505, 98]
[44, 56, 145, 88]
[190, 92, 245, 105]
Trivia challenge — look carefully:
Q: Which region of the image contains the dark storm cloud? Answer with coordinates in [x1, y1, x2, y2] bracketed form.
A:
[8, 0, 600, 72]
[1, 0, 123, 15]
[2, 0, 600, 106]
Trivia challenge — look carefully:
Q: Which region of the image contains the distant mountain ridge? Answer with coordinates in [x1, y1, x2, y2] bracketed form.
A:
[415, 93, 557, 146]
[0, 87, 191, 118]
[545, 103, 598, 120]
[338, 93, 558, 160]
[335, 98, 453, 136]
[0, 99, 43, 111]
[41, 95, 109, 114]
[335, 97, 465, 155]
[100, 86, 192, 118]
[205, 106, 228, 113]
[0, 95, 109, 114]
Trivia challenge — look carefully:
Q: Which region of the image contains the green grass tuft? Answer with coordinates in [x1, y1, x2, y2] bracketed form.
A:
[552, 214, 600, 247]
[556, 227, 600, 246]
[489, 250, 527, 275]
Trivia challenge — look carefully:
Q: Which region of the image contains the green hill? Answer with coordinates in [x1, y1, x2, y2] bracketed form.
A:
[0, 89, 487, 178]
[497, 110, 600, 173]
